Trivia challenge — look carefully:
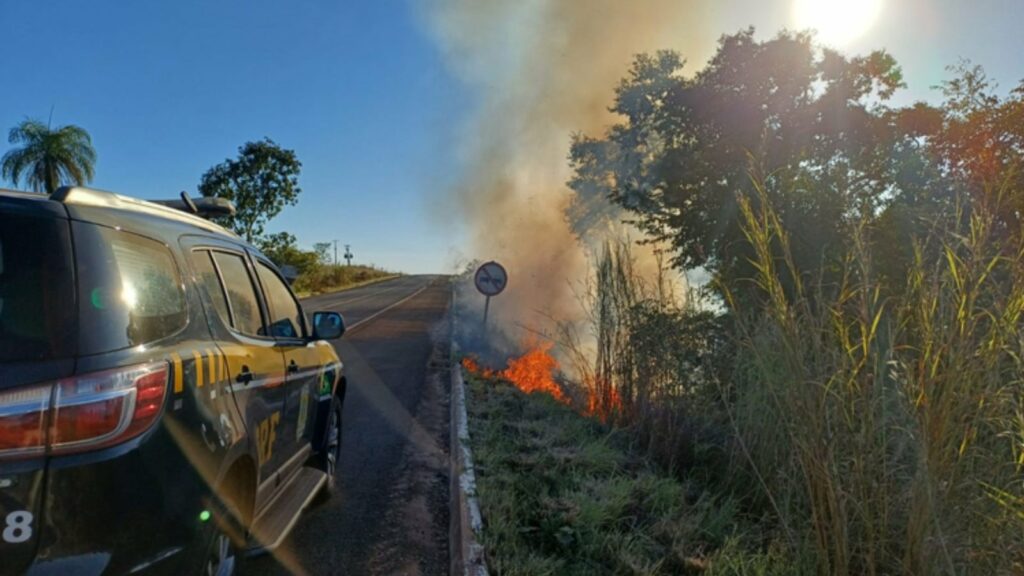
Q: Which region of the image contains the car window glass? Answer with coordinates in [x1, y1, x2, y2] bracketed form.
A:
[76, 223, 187, 354]
[256, 261, 304, 339]
[190, 250, 232, 329]
[211, 252, 264, 337]
[0, 211, 75, 362]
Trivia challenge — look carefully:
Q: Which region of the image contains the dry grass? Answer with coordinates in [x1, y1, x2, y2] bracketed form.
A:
[723, 180, 1024, 574]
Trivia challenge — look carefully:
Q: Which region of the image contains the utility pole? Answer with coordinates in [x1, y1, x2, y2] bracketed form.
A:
[344, 245, 353, 266]
[333, 240, 338, 266]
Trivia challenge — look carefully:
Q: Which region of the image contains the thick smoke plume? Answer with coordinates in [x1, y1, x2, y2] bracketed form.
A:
[427, 0, 709, 345]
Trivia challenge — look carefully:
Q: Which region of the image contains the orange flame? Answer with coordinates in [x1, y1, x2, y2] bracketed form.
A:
[585, 379, 623, 424]
[463, 341, 627, 420]
[500, 340, 569, 404]
[461, 341, 569, 404]
[461, 356, 495, 378]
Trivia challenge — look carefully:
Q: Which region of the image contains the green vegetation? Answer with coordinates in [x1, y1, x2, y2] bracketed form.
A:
[465, 371, 791, 576]
[555, 191, 1024, 574]
[258, 231, 393, 296]
[292, 263, 395, 297]
[1, 118, 96, 194]
[505, 29, 1024, 575]
[198, 138, 302, 242]
[722, 183, 1024, 574]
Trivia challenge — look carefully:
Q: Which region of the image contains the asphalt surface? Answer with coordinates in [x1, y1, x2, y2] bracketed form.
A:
[249, 274, 452, 576]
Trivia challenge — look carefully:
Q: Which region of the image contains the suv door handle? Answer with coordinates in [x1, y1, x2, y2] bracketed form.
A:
[236, 366, 254, 385]
[287, 360, 299, 374]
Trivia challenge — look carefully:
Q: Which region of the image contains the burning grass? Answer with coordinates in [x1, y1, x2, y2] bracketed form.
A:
[462, 339, 569, 405]
[461, 356, 495, 379]
[584, 378, 623, 424]
[462, 339, 626, 422]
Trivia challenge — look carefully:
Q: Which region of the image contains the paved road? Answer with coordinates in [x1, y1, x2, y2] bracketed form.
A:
[249, 274, 452, 576]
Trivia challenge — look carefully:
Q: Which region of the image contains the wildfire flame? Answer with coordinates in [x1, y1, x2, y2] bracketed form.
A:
[462, 340, 568, 404]
[500, 341, 569, 404]
[461, 356, 495, 379]
[462, 341, 627, 421]
[585, 379, 623, 424]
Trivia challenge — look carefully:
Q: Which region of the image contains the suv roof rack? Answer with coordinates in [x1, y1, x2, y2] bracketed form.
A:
[150, 191, 236, 218]
[0, 188, 51, 201]
[51, 186, 239, 238]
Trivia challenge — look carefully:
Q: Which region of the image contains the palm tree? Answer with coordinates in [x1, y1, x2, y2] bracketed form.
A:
[1, 119, 96, 194]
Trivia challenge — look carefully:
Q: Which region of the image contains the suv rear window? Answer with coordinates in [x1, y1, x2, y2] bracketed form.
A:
[0, 210, 75, 362]
[75, 222, 187, 355]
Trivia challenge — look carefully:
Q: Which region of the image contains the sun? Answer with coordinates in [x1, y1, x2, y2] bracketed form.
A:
[792, 0, 884, 47]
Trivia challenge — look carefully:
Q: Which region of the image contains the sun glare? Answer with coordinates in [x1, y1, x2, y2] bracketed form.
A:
[793, 0, 883, 47]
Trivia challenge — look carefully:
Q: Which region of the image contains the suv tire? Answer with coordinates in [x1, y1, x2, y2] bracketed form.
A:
[312, 394, 343, 503]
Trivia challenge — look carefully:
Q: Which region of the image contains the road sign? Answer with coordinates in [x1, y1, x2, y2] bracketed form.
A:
[474, 261, 507, 330]
[474, 261, 507, 296]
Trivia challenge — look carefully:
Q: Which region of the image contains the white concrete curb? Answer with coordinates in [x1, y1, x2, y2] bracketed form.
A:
[450, 286, 489, 576]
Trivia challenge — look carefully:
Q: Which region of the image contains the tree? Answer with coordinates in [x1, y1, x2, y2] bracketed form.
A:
[930, 61, 1024, 234]
[313, 242, 333, 265]
[569, 29, 924, 304]
[198, 138, 302, 242]
[258, 232, 319, 274]
[1, 119, 96, 194]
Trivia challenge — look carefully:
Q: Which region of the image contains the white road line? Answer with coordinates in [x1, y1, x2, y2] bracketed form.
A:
[312, 281, 408, 307]
[346, 280, 433, 333]
[319, 287, 400, 309]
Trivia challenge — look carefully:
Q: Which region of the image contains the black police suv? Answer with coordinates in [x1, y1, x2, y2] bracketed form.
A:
[0, 186, 348, 575]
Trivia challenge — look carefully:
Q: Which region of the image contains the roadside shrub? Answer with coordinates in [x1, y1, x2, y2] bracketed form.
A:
[257, 231, 394, 295]
[560, 241, 733, 480]
[292, 263, 392, 295]
[721, 179, 1024, 574]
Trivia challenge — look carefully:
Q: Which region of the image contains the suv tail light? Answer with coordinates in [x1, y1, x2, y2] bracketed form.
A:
[0, 385, 51, 455]
[0, 362, 168, 459]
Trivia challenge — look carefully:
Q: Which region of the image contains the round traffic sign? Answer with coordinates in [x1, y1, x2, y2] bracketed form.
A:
[474, 261, 508, 296]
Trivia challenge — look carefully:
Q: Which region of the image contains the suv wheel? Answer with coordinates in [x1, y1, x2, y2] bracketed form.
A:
[204, 480, 249, 576]
[205, 530, 237, 576]
[313, 395, 343, 501]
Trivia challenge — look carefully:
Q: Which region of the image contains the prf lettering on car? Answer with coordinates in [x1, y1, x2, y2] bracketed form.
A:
[257, 412, 281, 465]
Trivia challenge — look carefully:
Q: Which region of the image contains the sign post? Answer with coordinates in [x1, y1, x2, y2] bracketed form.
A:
[474, 261, 508, 329]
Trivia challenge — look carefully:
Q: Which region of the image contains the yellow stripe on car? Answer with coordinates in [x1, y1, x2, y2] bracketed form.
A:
[170, 352, 184, 394]
[192, 350, 204, 387]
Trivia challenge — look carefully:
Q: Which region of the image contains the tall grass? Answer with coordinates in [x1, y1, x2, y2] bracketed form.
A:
[561, 241, 729, 477]
[567, 179, 1024, 574]
[727, 180, 1024, 574]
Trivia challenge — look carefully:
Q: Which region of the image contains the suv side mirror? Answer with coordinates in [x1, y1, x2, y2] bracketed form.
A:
[311, 311, 346, 340]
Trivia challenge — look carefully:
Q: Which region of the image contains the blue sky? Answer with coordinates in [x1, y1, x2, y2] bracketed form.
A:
[1, 1, 1022, 274]
[0, 0, 467, 273]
